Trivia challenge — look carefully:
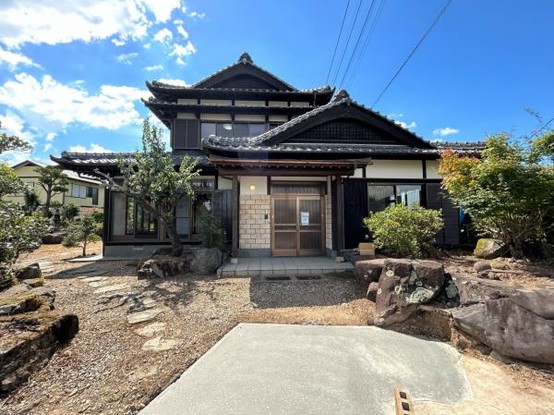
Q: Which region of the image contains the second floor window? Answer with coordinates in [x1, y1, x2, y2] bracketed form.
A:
[201, 122, 267, 139]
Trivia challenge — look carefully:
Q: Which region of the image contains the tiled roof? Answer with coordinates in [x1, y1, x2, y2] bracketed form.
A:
[143, 97, 309, 110]
[192, 52, 297, 91]
[51, 151, 211, 168]
[147, 82, 333, 95]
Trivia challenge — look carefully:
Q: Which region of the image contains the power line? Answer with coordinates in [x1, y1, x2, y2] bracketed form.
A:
[372, 0, 454, 107]
[331, 0, 364, 86]
[326, 0, 352, 85]
[345, 0, 386, 89]
[338, 0, 378, 89]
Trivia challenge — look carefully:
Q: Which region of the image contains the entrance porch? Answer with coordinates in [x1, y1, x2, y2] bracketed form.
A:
[218, 256, 353, 278]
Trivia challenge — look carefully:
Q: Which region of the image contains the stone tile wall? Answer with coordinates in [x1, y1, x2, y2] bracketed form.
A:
[239, 195, 270, 250]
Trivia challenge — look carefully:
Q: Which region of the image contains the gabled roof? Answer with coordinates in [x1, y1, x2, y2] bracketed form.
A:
[203, 90, 435, 150]
[193, 52, 296, 91]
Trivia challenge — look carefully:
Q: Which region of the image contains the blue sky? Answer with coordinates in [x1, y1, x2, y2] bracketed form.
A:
[0, 0, 552, 166]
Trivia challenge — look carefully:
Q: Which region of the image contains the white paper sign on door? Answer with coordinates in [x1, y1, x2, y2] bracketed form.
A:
[301, 211, 309, 226]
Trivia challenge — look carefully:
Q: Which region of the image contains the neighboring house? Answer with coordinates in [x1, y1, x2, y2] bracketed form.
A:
[52, 53, 482, 258]
[5, 160, 104, 214]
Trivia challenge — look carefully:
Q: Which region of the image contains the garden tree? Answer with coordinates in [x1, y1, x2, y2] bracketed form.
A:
[35, 165, 69, 216]
[96, 119, 200, 256]
[62, 214, 101, 257]
[0, 164, 47, 274]
[363, 205, 443, 257]
[439, 134, 554, 258]
[23, 189, 40, 215]
[61, 203, 80, 224]
[0, 121, 31, 153]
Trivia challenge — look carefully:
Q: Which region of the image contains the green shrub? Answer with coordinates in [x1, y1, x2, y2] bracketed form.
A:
[363, 205, 443, 258]
[62, 214, 101, 257]
[61, 203, 80, 224]
[195, 212, 227, 249]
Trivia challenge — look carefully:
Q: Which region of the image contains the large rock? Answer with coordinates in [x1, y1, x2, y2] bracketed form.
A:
[0, 286, 55, 316]
[15, 263, 42, 280]
[0, 312, 79, 392]
[41, 232, 65, 244]
[187, 248, 223, 275]
[137, 248, 224, 278]
[355, 259, 384, 283]
[453, 288, 554, 364]
[473, 238, 506, 259]
[453, 275, 521, 306]
[374, 259, 445, 327]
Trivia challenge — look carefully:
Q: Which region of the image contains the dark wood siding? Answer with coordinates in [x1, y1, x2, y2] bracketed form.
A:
[213, 75, 278, 90]
[172, 119, 200, 149]
[344, 179, 369, 249]
[213, 189, 232, 243]
[426, 183, 460, 245]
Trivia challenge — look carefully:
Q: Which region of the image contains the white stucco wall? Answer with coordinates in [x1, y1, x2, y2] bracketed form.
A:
[240, 176, 267, 195]
[365, 160, 423, 179]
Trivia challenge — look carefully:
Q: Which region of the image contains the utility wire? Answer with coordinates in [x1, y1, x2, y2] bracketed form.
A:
[338, 0, 378, 89]
[345, 0, 386, 89]
[326, 0, 352, 85]
[331, 0, 364, 86]
[372, 0, 454, 107]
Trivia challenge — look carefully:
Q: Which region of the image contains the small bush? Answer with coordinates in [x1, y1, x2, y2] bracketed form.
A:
[61, 203, 80, 224]
[195, 213, 227, 249]
[363, 205, 443, 258]
[62, 214, 101, 257]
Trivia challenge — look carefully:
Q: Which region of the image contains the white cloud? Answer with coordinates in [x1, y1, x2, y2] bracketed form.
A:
[188, 11, 206, 19]
[433, 127, 459, 137]
[0, 0, 183, 48]
[0, 111, 36, 146]
[116, 52, 139, 64]
[176, 25, 189, 39]
[153, 28, 173, 44]
[0, 46, 39, 70]
[46, 132, 57, 142]
[140, 0, 180, 23]
[0, 73, 150, 131]
[157, 78, 189, 87]
[0, 150, 32, 166]
[170, 41, 196, 65]
[43, 143, 53, 151]
[395, 120, 417, 130]
[69, 143, 114, 153]
[145, 64, 163, 72]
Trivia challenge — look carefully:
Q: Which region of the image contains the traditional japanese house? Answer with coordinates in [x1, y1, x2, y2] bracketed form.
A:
[52, 53, 482, 258]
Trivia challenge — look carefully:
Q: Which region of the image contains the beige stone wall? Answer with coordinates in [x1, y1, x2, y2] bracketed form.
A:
[239, 194, 270, 250]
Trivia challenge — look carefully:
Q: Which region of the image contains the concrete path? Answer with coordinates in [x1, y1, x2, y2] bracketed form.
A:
[140, 324, 471, 415]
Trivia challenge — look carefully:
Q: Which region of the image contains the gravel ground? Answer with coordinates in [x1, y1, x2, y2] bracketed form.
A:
[0, 243, 371, 415]
[1, 243, 552, 415]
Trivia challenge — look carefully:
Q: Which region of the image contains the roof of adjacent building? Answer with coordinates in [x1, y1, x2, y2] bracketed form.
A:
[11, 159, 103, 185]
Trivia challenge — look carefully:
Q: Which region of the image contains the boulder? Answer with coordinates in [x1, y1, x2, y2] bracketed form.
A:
[453, 288, 554, 364]
[41, 232, 65, 244]
[15, 263, 42, 280]
[473, 238, 506, 259]
[0, 286, 55, 316]
[453, 275, 521, 306]
[187, 248, 223, 274]
[355, 259, 384, 283]
[374, 259, 445, 327]
[0, 312, 79, 392]
[137, 248, 224, 278]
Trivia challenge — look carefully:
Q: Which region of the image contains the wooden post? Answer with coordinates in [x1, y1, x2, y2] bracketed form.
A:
[102, 188, 110, 257]
[336, 174, 345, 253]
[231, 175, 239, 257]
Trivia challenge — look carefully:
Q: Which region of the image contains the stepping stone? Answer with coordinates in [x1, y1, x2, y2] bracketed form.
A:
[141, 336, 178, 352]
[82, 276, 107, 283]
[69, 269, 107, 277]
[135, 322, 167, 337]
[94, 283, 129, 294]
[88, 280, 111, 288]
[127, 308, 163, 325]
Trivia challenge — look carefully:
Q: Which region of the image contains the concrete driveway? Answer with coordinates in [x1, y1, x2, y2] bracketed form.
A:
[140, 324, 471, 415]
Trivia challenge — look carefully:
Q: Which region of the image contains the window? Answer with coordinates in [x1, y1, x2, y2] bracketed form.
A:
[200, 122, 268, 139]
[367, 184, 422, 213]
[176, 179, 215, 238]
[125, 197, 157, 236]
[71, 184, 88, 198]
